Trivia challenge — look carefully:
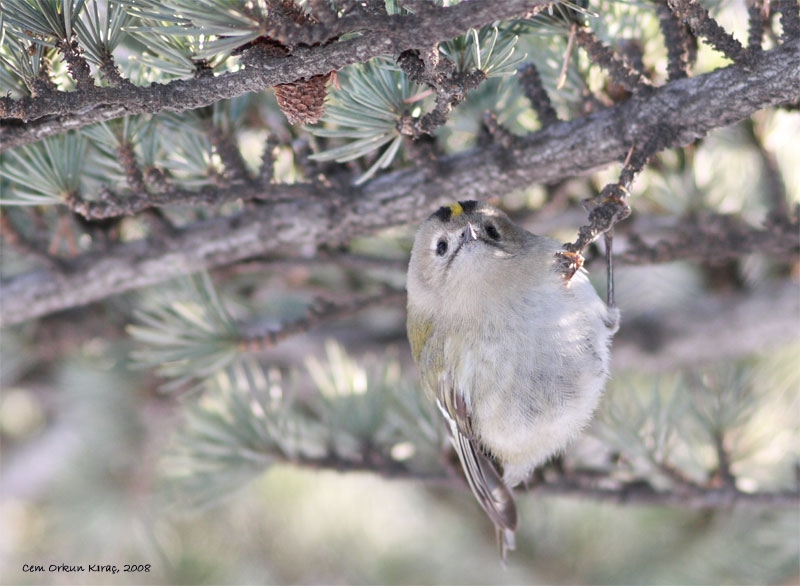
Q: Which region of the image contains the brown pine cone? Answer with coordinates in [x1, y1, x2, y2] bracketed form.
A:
[273, 72, 331, 125]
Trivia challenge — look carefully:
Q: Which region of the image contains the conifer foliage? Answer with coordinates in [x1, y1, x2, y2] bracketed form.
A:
[1, 0, 798, 581]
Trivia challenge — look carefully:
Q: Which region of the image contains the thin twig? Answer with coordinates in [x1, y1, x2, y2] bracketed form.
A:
[0, 212, 65, 271]
[655, 0, 693, 80]
[573, 27, 653, 93]
[98, 52, 135, 88]
[258, 135, 280, 185]
[743, 118, 789, 220]
[118, 141, 146, 193]
[57, 38, 95, 92]
[517, 62, 559, 127]
[557, 144, 638, 279]
[48, 212, 80, 257]
[557, 23, 578, 90]
[397, 49, 485, 137]
[205, 121, 254, 186]
[775, 0, 800, 43]
[711, 430, 737, 489]
[480, 112, 516, 150]
[666, 0, 749, 63]
[747, 0, 767, 53]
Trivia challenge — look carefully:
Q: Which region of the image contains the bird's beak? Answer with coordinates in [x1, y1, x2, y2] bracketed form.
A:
[461, 223, 478, 244]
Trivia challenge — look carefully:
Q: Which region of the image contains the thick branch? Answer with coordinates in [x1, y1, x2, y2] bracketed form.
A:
[0, 0, 549, 153]
[2, 40, 799, 326]
[66, 182, 267, 219]
[11, 267, 795, 372]
[622, 211, 800, 265]
[7, 411, 794, 510]
[282, 452, 800, 509]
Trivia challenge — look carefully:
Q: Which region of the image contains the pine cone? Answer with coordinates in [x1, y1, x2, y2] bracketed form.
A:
[274, 72, 330, 125]
[267, 1, 334, 125]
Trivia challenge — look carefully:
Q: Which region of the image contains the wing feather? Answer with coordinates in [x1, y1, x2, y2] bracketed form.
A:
[437, 375, 518, 560]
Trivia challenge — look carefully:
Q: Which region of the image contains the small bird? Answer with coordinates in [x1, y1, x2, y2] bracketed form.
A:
[406, 200, 619, 559]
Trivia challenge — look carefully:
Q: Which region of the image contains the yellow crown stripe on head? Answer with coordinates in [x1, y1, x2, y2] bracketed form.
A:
[432, 200, 478, 223]
[448, 202, 464, 217]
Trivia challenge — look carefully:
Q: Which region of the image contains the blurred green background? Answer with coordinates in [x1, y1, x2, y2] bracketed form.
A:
[1, 329, 798, 585]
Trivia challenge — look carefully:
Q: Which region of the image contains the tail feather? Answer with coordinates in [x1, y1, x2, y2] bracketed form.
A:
[437, 383, 518, 562]
[497, 527, 516, 563]
[442, 403, 518, 558]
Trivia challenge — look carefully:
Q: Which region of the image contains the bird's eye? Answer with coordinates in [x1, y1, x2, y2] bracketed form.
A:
[485, 223, 501, 241]
[436, 239, 448, 256]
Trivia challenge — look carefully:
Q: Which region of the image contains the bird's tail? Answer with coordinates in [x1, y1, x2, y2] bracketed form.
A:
[452, 426, 518, 562]
[437, 390, 518, 563]
[497, 526, 517, 563]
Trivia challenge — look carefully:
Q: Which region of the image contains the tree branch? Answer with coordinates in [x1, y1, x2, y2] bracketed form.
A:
[775, 0, 800, 43]
[655, 0, 694, 80]
[666, 0, 749, 63]
[517, 62, 560, 127]
[264, 450, 800, 509]
[0, 0, 550, 153]
[622, 210, 800, 265]
[747, 0, 767, 53]
[573, 26, 653, 92]
[2, 40, 799, 326]
[525, 469, 800, 509]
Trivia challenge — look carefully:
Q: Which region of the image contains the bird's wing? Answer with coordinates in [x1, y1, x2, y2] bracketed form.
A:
[437, 373, 518, 560]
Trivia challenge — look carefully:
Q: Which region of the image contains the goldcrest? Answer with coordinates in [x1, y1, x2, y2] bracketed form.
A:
[406, 200, 619, 558]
